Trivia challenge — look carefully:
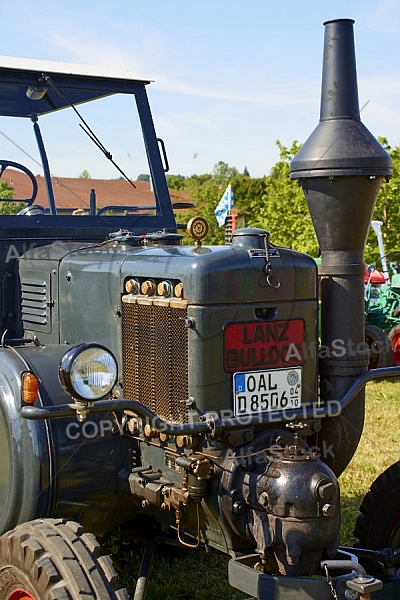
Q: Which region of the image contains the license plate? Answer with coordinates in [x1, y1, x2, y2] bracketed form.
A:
[233, 368, 302, 416]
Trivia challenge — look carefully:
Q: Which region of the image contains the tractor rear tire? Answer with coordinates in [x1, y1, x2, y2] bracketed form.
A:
[388, 324, 400, 366]
[354, 461, 400, 549]
[365, 324, 393, 369]
[0, 518, 130, 600]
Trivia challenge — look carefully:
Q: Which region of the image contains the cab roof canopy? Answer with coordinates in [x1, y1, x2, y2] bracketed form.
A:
[0, 55, 152, 118]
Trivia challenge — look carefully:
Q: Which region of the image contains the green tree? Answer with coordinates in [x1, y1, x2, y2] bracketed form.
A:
[365, 138, 400, 264]
[171, 138, 400, 257]
[0, 180, 14, 200]
[183, 176, 226, 245]
[79, 169, 91, 179]
[0, 180, 23, 214]
[137, 173, 150, 182]
[172, 163, 241, 245]
[166, 174, 186, 190]
[177, 151, 311, 248]
[212, 161, 238, 185]
[246, 141, 318, 256]
[232, 174, 267, 225]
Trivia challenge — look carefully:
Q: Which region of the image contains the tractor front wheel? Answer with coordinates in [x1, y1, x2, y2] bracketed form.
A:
[0, 519, 129, 600]
[354, 461, 400, 549]
[388, 324, 400, 366]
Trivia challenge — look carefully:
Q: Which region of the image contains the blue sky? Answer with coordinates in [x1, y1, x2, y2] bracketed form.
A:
[1, 0, 400, 180]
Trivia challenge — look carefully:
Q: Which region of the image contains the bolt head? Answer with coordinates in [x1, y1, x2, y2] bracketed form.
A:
[344, 589, 358, 600]
[322, 503, 336, 517]
[315, 479, 336, 502]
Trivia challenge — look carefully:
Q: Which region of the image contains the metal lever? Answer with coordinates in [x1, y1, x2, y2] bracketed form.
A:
[321, 560, 383, 598]
[263, 233, 280, 288]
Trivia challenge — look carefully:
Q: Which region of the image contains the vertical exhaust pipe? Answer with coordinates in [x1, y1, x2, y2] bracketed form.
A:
[290, 19, 392, 475]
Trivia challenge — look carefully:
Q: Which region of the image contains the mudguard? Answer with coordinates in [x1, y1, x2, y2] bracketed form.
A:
[0, 343, 135, 538]
[0, 346, 52, 535]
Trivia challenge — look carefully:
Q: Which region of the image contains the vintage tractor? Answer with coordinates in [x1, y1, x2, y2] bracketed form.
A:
[1, 18, 400, 600]
[364, 221, 400, 366]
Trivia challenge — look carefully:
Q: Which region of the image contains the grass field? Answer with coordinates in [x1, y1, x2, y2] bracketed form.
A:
[339, 379, 400, 545]
[113, 380, 400, 599]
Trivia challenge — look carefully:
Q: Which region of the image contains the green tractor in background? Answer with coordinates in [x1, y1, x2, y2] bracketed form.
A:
[316, 220, 400, 369]
[364, 221, 400, 368]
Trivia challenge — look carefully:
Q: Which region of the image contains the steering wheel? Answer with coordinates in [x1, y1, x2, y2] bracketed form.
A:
[0, 160, 38, 205]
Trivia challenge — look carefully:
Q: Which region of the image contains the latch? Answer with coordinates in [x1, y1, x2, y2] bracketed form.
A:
[321, 559, 383, 599]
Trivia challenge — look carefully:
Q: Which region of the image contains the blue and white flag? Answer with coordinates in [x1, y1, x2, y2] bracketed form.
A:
[214, 183, 234, 226]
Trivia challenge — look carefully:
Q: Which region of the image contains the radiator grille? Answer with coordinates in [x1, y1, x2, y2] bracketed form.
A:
[122, 296, 189, 424]
[21, 275, 51, 333]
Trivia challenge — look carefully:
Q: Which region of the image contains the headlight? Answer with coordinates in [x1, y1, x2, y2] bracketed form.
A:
[59, 343, 118, 401]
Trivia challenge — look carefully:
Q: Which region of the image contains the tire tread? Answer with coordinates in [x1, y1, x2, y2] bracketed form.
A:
[0, 518, 130, 600]
[354, 461, 400, 548]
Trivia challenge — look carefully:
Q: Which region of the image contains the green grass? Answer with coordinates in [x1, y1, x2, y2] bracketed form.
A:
[113, 546, 247, 600]
[110, 380, 400, 598]
[339, 379, 400, 545]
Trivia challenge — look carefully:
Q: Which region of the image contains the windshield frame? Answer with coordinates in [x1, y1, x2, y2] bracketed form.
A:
[0, 58, 176, 235]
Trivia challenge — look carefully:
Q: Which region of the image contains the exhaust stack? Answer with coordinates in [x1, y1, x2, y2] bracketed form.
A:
[290, 19, 392, 475]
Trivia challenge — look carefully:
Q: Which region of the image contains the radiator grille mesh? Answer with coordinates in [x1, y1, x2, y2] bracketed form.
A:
[122, 298, 189, 423]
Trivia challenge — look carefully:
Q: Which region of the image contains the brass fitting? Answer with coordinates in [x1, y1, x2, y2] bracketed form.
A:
[141, 279, 156, 295]
[143, 423, 159, 438]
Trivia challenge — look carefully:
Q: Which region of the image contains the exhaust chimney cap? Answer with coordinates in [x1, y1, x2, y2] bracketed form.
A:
[290, 18, 392, 179]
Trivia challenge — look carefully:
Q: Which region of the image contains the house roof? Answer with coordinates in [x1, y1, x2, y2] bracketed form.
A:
[1, 168, 190, 212]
